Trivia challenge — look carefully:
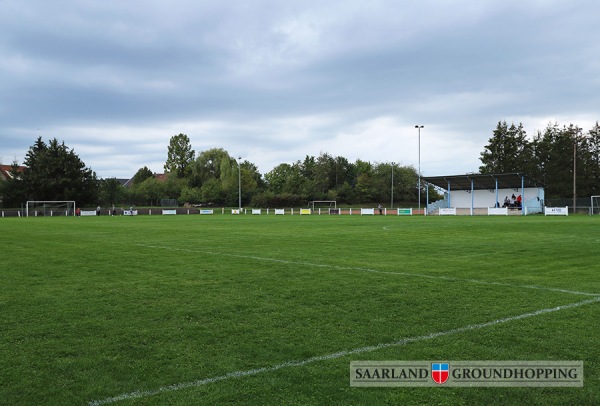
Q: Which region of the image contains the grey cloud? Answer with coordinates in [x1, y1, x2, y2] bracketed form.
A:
[1, 0, 599, 178]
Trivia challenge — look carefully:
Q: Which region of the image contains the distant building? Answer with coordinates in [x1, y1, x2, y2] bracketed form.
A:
[0, 164, 25, 181]
[114, 178, 130, 187]
[0, 164, 26, 205]
[123, 172, 168, 188]
[154, 173, 169, 182]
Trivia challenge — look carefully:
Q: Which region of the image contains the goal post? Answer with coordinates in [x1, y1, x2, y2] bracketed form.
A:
[591, 196, 600, 215]
[26, 201, 76, 217]
[309, 200, 337, 211]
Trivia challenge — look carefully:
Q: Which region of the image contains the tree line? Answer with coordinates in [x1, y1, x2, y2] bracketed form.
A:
[129, 134, 426, 208]
[2, 121, 600, 209]
[0, 134, 427, 208]
[479, 121, 600, 198]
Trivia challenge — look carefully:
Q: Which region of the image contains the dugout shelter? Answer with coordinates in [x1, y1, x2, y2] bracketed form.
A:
[422, 173, 544, 215]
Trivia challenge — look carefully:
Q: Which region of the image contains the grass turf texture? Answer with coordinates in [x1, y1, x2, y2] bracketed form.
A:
[1, 214, 599, 405]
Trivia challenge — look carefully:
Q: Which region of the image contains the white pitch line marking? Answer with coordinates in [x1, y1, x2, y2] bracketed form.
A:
[137, 244, 600, 297]
[88, 296, 600, 405]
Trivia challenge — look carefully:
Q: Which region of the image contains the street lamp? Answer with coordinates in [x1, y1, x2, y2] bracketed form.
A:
[415, 125, 424, 213]
[237, 156, 242, 211]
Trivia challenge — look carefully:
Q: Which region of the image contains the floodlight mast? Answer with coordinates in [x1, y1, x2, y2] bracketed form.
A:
[391, 162, 394, 209]
[237, 156, 242, 211]
[572, 127, 582, 214]
[415, 125, 424, 213]
[571, 126, 586, 214]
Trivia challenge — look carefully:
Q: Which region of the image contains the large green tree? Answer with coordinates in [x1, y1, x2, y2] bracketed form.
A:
[99, 178, 126, 206]
[134, 176, 164, 206]
[164, 133, 195, 178]
[265, 163, 295, 194]
[480, 121, 533, 174]
[532, 123, 577, 197]
[480, 121, 600, 199]
[185, 149, 262, 206]
[130, 166, 154, 186]
[0, 161, 25, 208]
[238, 160, 260, 206]
[261, 154, 421, 206]
[18, 137, 98, 204]
[375, 162, 419, 205]
[191, 148, 231, 186]
[586, 122, 600, 194]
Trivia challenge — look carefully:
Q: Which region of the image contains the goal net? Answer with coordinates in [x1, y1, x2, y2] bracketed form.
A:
[26, 201, 76, 217]
[309, 200, 336, 210]
[591, 196, 600, 215]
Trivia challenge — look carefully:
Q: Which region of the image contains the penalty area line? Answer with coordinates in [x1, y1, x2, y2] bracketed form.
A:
[88, 296, 600, 405]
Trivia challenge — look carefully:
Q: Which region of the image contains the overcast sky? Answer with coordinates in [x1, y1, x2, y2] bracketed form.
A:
[1, 0, 599, 179]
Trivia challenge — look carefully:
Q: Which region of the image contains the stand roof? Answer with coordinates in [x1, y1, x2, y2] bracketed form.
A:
[422, 173, 543, 191]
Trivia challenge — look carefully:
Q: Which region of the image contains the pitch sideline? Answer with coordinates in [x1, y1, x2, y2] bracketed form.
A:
[137, 244, 600, 297]
[88, 296, 600, 405]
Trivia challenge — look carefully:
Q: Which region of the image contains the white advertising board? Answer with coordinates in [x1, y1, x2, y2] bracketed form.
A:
[544, 206, 568, 216]
[439, 208, 457, 215]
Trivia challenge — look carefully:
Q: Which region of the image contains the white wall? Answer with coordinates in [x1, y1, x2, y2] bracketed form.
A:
[447, 188, 543, 208]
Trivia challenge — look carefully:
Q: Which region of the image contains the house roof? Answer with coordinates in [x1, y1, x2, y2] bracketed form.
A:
[0, 164, 25, 181]
[422, 173, 543, 191]
[123, 173, 168, 188]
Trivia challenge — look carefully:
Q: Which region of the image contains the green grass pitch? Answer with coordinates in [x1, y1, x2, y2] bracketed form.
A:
[1, 214, 599, 405]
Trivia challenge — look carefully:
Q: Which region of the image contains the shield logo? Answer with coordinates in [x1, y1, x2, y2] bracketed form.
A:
[431, 363, 449, 384]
